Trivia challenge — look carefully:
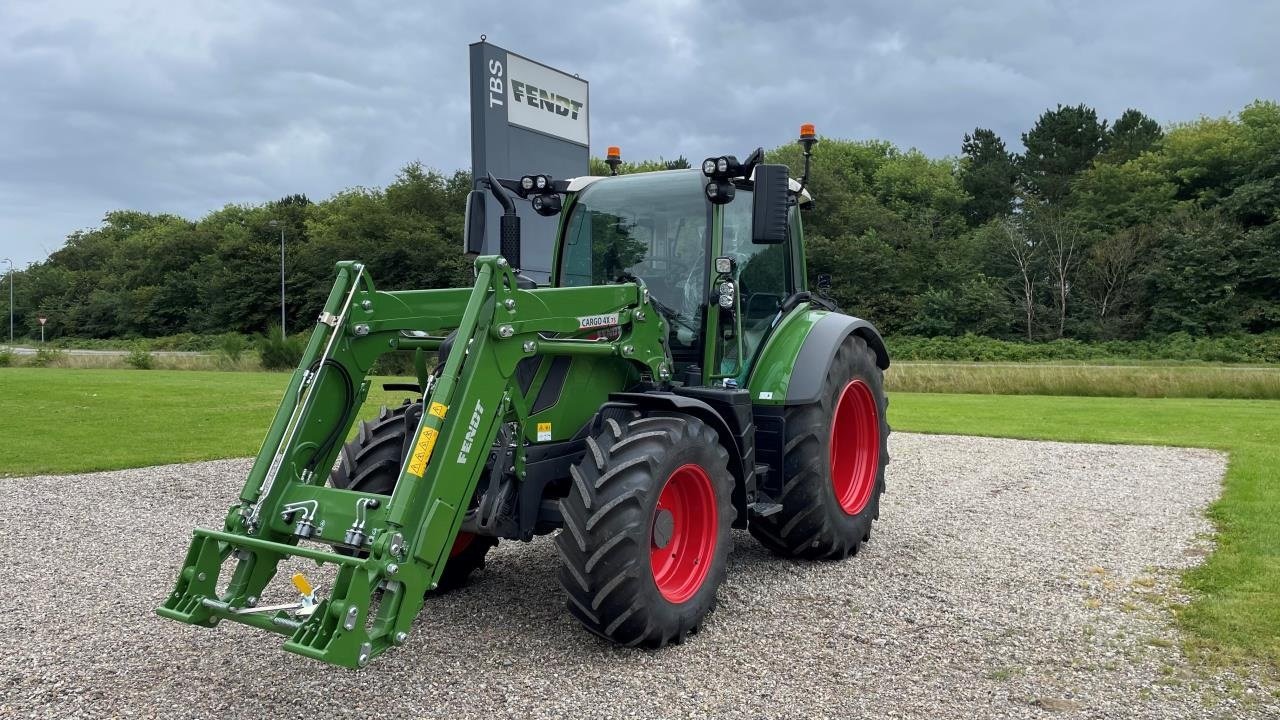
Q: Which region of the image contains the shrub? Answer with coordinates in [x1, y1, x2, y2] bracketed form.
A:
[218, 333, 249, 366]
[258, 325, 305, 370]
[125, 347, 154, 370]
[0, 349, 12, 367]
[28, 348, 66, 367]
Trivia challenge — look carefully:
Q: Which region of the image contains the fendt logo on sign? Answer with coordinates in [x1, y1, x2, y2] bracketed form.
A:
[505, 54, 588, 146]
[511, 80, 584, 120]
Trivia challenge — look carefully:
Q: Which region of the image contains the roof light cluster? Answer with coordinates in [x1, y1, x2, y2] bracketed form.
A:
[701, 155, 742, 180]
[519, 174, 552, 194]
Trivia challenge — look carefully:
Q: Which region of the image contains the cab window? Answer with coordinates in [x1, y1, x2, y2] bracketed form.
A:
[557, 170, 709, 363]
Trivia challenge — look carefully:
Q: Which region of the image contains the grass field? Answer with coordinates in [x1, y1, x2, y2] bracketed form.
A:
[887, 361, 1280, 399]
[0, 367, 1276, 670]
[7, 353, 1280, 399]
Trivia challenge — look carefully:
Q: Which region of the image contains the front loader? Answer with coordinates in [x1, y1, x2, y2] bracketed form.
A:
[158, 125, 891, 668]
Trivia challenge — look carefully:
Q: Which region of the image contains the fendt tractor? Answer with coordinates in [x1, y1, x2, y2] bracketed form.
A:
[158, 125, 891, 668]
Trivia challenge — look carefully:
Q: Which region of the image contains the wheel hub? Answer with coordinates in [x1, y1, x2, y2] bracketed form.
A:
[652, 508, 675, 549]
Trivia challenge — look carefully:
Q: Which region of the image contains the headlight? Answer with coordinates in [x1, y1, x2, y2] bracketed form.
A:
[520, 176, 534, 191]
[535, 175, 548, 190]
[716, 157, 729, 174]
[702, 158, 717, 176]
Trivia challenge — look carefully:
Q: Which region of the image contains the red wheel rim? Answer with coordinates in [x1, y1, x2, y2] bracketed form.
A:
[650, 463, 718, 603]
[829, 380, 880, 516]
[450, 532, 474, 558]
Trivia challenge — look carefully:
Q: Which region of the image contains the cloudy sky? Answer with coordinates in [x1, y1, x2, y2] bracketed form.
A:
[1, 0, 1276, 266]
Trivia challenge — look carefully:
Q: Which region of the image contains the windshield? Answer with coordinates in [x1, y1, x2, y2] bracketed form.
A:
[557, 170, 709, 361]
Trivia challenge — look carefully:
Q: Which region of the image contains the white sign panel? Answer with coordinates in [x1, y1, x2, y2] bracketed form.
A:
[506, 54, 589, 146]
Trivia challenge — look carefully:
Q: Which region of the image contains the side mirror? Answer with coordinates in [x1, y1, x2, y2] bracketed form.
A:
[752, 164, 789, 244]
[463, 190, 485, 255]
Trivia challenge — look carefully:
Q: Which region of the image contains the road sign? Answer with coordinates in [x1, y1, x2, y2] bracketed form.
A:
[37, 316, 47, 326]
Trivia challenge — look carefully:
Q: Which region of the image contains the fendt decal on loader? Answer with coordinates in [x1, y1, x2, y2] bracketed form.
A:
[158, 125, 892, 668]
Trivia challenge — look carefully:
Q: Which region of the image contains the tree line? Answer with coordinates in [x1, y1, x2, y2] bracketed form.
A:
[773, 100, 1278, 341]
[3, 100, 1277, 343]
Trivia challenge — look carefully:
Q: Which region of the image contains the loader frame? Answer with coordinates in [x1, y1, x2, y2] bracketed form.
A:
[159, 255, 670, 667]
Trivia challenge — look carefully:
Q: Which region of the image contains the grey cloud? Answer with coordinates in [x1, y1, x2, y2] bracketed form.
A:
[0, 0, 1275, 266]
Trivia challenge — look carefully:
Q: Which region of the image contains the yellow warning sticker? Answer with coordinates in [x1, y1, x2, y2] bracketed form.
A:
[428, 402, 448, 419]
[407, 426, 439, 476]
[536, 422, 552, 442]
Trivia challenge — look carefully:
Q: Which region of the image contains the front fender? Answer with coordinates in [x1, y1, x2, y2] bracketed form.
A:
[747, 308, 889, 406]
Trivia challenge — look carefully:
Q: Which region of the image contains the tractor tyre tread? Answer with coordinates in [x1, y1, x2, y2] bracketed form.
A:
[748, 334, 889, 559]
[556, 412, 734, 648]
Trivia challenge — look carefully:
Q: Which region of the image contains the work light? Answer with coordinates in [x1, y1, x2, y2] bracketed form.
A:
[718, 281, 735, 309]
[714, 257, 734, 275]
[531, 193, 562, 217]
[704, 180, 735, 204]
[519, 175, 552, 197]
[702, 158, 718, 176]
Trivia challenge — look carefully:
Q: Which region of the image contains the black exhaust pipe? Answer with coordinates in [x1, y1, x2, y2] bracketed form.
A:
[485, 172, 521, 272]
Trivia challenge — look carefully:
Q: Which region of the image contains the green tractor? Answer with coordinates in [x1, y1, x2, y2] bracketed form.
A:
[158, 125, 891, 668]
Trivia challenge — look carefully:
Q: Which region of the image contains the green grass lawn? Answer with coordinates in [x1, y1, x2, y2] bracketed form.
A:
[0, 368, 1276, 670]
[0, 368, 403, 476]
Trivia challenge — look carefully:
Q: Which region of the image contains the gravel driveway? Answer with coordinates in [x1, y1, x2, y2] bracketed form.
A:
[2, 433, 1272, 719]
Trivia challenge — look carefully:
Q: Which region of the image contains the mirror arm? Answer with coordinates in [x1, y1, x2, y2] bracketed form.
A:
[795, 144, 814, 198]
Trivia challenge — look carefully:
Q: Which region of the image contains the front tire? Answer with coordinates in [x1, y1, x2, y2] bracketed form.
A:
[749, 334, 889, 559]
[329, 402, 496, 592]
[556, 412, 735, 647]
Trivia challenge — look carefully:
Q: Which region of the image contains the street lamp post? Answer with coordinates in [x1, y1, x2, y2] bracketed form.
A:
[268, 221, 286, 337]
[2, 258, 12, 344]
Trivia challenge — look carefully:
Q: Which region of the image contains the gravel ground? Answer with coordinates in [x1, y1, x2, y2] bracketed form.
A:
[2, 433, 1274, 719]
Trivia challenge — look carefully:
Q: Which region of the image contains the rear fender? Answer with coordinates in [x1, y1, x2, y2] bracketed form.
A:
[747, 308, 889, 407]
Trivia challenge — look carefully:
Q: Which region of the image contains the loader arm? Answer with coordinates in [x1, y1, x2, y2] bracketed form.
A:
[158, 255, 670, 668]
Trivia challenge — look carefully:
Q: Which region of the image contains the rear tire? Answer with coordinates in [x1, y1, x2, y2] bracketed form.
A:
[330, 402, 495, 592]
[749, 334, 889, 559]
[556, 412, 734, 647]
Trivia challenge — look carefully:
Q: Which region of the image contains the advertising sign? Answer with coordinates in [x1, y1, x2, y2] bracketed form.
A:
[469, 41, 590, 281]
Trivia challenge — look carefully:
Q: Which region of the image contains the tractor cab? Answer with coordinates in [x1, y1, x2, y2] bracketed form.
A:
[547, 158, 812, 388]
